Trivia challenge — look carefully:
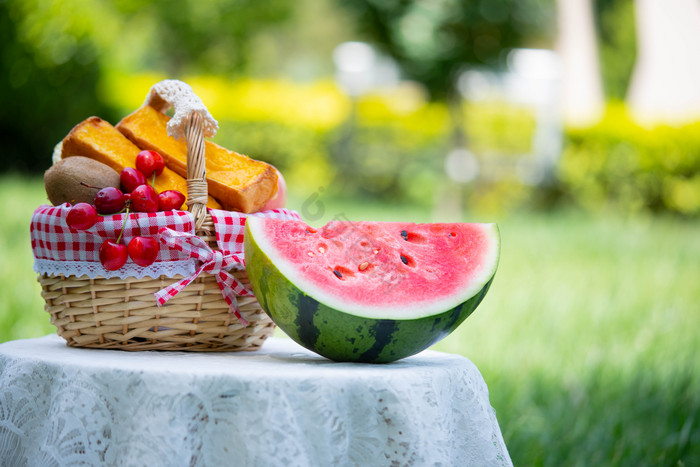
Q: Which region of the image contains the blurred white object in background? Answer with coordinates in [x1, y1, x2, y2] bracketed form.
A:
[445, 148, 480, 184]
[556, 0, 605, 128]
[627, 0, 700, 126]
[458, 49, 564, 185]
[505, 49, 564, 184]
[333, 41, 400, 97]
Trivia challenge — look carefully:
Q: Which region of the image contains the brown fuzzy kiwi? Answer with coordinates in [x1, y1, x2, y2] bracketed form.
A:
[44, 156, 121, 205]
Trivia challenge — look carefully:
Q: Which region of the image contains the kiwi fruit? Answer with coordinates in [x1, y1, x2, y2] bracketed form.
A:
[44, 156, 121, 206]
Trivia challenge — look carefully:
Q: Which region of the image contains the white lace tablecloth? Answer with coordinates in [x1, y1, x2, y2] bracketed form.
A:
[0, 335, 511, 466]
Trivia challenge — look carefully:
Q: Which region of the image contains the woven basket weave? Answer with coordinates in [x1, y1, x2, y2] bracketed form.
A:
[37, 111, 275, 351]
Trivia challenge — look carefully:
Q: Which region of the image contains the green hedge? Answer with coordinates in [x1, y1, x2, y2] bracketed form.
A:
[215, 102, 700, 217]
[559, 104, 700, 216]
[102, 75, 700, 217]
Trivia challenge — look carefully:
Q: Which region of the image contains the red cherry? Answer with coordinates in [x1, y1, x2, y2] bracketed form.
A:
[99, 240, 128, 271]
[130, 184, 159, 212]
[158, 190, 186, 211]
[120, 167, 147, 193]
[66, 203, 98, 230]
[127, 236, 159, 267]
[94, 187, 126, 214]
[136, 150, 165, 177]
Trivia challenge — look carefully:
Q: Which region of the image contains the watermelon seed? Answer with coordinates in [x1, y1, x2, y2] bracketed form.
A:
[400, 254, 408, 265]
[402, 231, 427, 244]
[318, 244, 327, 253]
[332, 266, 354, 279]
[307, 251, 314, 257]
[359, 262, 369, 271]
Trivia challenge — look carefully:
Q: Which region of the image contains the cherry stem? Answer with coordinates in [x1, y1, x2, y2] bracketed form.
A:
[116, 204, 130, 244]
[136, 213, 145, 237]
[151, 172, 156, 187]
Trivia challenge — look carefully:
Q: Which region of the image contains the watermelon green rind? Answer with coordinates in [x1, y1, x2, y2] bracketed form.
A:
[244, 219, 499, 363]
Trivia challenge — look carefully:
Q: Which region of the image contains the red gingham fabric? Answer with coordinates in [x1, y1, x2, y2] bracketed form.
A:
[31, 204, 301, 320]
[31, 204, 195, 264]
[154, 208, 301, 322]
[154, 228, 253, 323]
[31, 204, 300, 268]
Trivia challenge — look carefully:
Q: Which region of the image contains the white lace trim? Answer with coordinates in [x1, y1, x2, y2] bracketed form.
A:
[33, 258, 197, 280]
[144, 79, 219, 140]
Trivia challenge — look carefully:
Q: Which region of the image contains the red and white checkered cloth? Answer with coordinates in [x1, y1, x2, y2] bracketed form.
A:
[208, 208, 301, 262]
[31, 204, 300, 320]
[31, 204, 195, 265]
[153, 208, 300, 321]
[153, 227, 254, 323]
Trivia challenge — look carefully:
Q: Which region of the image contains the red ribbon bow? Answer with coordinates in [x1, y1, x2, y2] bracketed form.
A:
[154, 227, 253, 324]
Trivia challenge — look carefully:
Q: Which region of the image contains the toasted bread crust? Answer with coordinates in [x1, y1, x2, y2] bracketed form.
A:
[61, 117, 221, 209]
[116, 105, 277, 213]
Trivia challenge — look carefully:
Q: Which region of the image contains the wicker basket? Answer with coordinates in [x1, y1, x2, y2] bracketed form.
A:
[37, 110, 275, 351]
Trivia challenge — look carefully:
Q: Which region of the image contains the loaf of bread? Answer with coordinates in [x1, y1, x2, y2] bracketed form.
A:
[116, 105, 277, 213]
[60, 117, 221, 209]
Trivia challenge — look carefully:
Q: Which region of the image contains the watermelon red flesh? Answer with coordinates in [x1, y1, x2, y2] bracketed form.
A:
[249, 220, 499, 320]
[244, 218, 500, 363]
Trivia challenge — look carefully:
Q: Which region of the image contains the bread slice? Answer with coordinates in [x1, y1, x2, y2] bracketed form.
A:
[60, 117, 221, 209]
[116, 105, 277, 213]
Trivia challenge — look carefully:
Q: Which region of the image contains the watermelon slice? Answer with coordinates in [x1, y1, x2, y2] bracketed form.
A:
[244, 218, 500, 363]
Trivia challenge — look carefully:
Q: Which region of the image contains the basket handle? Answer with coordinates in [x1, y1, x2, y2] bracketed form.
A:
[144, 80, 219, 230]
[184, 112, 208, 229]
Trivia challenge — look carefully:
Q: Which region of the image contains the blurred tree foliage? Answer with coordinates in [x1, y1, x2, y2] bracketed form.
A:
[337, 0, 555, 102]
[0, 0, 115, 172]
[333, 0, 555, 199]
[340, 0, 637, 103]
[0, 0, 296, 173]
[594, 0, 637, 100]
[2, 0, 639, 175]
[4, 0, 695, 218]
[111, 0, 293, 77]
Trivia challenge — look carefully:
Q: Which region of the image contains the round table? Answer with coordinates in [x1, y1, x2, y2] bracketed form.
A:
[0, 335, 511, 466]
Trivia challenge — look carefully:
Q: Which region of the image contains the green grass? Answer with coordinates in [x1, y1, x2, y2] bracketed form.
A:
[438, 211, 700, 466]
[2, 175, 699, 465]
[0, 174, 55, 341]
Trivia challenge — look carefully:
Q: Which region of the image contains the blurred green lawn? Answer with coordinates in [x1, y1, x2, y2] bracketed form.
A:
[2, 174, 698, 465]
